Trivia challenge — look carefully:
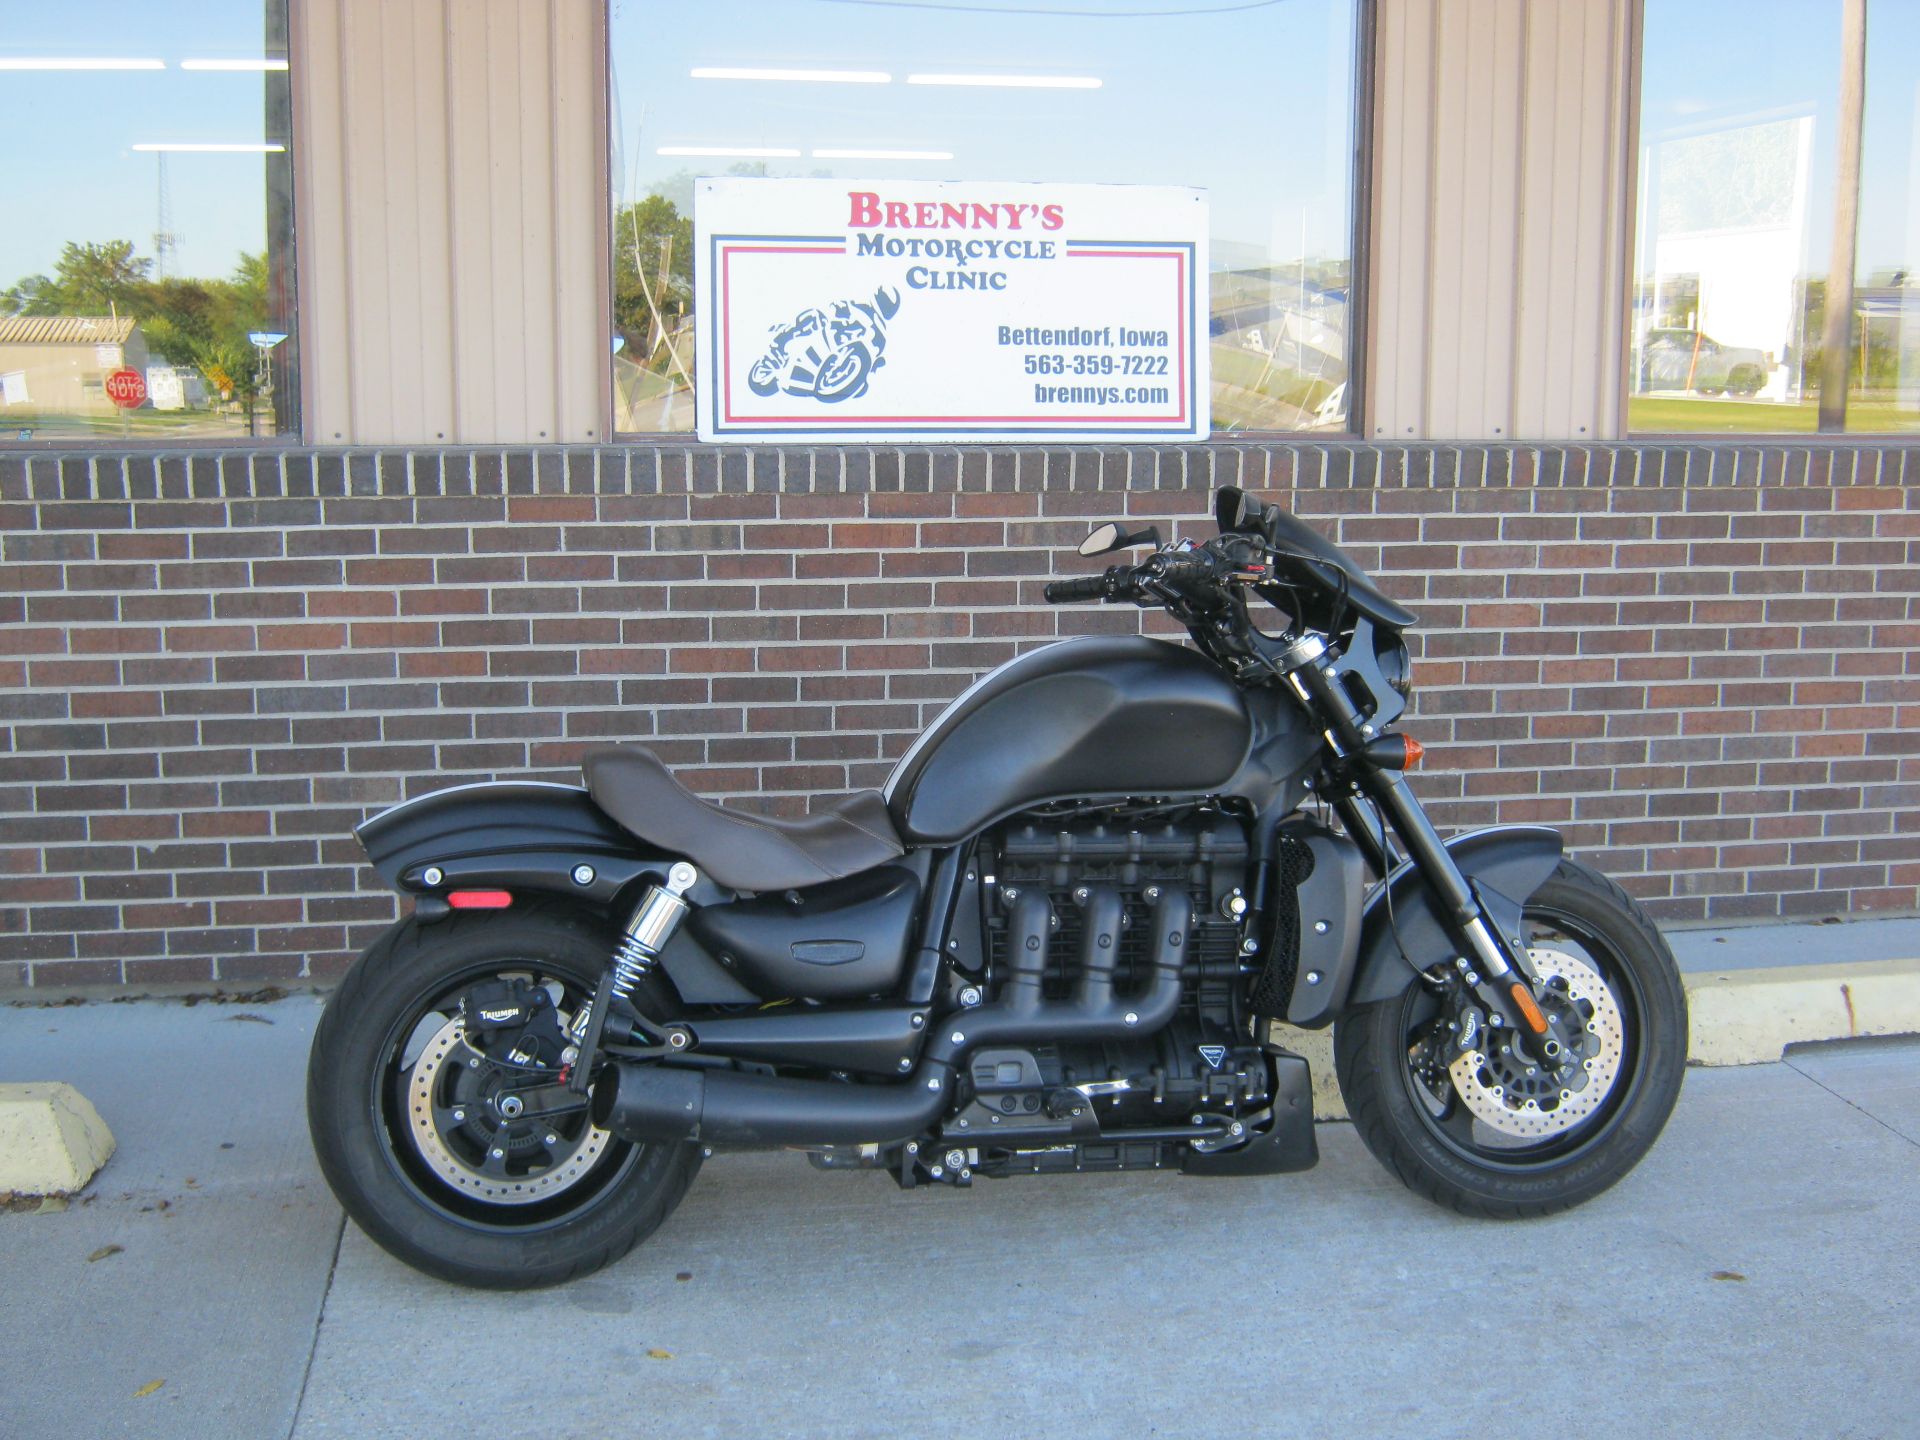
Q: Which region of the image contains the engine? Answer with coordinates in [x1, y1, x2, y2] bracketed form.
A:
[925, 801, 1280, 1182]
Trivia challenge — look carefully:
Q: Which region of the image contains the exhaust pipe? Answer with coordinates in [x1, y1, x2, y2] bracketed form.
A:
[592, 890, 1189, 1148]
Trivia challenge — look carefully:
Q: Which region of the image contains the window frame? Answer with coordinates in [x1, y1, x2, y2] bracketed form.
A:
[600, 0, 1375, 446]
[0, 2, 303, 452]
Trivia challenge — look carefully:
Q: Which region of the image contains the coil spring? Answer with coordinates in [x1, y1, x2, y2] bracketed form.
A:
[607, 931, 654, 1002]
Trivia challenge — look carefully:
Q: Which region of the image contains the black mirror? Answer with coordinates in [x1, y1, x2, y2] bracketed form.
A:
[1214, 486, 1256, 534]
[1078, 523, 1163, 558]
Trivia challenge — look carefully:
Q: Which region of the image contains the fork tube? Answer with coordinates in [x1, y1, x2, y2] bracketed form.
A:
[1287, 642, 1516, 983]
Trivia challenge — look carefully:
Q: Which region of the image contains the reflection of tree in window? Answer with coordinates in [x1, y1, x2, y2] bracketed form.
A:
[1, 239, 275, 434]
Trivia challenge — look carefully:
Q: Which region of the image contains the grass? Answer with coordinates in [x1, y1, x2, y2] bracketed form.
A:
[1628, 395, 1920, 435]
[3, 407, 260, 441]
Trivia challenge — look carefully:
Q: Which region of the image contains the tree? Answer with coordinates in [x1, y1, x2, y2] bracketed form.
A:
[1, 274, 56, 316]
[612, 195, 693, 370]
[50, 240, 152, 314]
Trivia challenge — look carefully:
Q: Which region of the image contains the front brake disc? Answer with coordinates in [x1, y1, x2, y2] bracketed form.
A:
[1445, 948, 1626, 1139]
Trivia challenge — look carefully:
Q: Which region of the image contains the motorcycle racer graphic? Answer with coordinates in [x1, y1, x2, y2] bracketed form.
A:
[748, 286, 901, 403]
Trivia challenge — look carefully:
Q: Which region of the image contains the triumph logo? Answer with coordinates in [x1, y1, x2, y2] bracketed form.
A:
[1198, 1045, 1227, 1069]
[479, 1007, 520, 1024]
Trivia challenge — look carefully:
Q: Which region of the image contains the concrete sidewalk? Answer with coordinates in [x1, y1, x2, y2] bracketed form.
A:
[2, 934, 1918, 1438]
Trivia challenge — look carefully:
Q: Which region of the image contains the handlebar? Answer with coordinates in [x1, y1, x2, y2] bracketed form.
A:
[1042, 572, 1116, 604]
[1149, 554, 1219, 602]
[1043, 550, 1227, 607]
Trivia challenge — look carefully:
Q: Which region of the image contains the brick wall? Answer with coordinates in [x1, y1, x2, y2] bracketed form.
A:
[2, 440, 1917, 994]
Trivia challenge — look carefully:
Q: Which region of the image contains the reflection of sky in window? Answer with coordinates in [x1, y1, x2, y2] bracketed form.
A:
[0, 0, 277, 286]
[1641, 0, 1920, 274]
[610, 0, 1357, 269]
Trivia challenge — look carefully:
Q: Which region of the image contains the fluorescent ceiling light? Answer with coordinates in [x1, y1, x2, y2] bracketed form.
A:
[691, 66, 890, 84]
[812, 148, 953, 161]
[180, 58, 289, 71]
[657, 145, 802, 158]
[0, 57, 165, 70]
[133, 142, 286, 153]
[907, 73, 1101, 90]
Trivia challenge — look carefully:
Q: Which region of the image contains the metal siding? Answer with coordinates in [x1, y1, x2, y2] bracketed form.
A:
[294, 0, 605, 445]
[295, 0, 353, 441]
[1365, 0, 1434, 438]
[1370, 0, 1635, 442]
[552, 1, 604, 442]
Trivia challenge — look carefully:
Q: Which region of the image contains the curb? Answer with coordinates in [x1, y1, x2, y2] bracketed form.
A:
[1277, 957, 1920, 1123]
[1684, 957, 1920, 1066]
[0, 1083, 116, 1198]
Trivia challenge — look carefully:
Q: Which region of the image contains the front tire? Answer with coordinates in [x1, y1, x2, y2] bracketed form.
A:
[1334, 859, 1686, 1218]
[307, 903, 702, 1288]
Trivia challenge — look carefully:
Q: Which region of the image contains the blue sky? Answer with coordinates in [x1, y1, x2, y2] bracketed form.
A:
[1641, 0, 1920, 276]
[0, 0, 279, 285]
[610, 0, 1359, 269]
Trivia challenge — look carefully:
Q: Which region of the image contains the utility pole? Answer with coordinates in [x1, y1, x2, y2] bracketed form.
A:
[1818, 0, 1867, 432]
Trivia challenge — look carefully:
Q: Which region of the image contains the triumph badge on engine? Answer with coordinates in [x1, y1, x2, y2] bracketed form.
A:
[1198, 1045, 1227, 1069]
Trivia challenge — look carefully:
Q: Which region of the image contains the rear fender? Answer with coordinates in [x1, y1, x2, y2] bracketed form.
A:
[355, 781, 695, 912]
[1344, 825, 1564, 1007]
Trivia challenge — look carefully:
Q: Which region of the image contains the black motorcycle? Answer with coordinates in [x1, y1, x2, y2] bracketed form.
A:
[307, 485, 1687, 1288]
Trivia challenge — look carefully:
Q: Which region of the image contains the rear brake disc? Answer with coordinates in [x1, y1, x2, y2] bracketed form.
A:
[405, 1015, 613, 1205]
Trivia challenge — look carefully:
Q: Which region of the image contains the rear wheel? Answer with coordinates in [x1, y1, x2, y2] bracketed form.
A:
[307, 903, 701, 1289]
[1334, 860, 1686, 1217]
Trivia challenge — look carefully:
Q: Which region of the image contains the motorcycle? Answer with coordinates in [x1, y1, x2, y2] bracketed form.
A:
[746, 286, 900, 403]
[307, 485, 1687, 1289]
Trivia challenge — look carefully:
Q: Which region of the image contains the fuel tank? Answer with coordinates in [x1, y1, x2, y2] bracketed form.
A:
[882, 636, 1255, 845]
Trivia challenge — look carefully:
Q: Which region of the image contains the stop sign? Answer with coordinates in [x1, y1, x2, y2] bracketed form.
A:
[105, 368, 147, 409]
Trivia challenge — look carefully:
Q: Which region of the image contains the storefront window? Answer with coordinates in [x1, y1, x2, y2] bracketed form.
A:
[608, 0, 1360, 437]
[1631, 0, 1920, 434]
[0, 1, 297, 444]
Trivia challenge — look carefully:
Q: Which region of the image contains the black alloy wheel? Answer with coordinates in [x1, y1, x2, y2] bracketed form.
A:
[1334, 859, 1687, 1217]
[307, 901, 701, 1289]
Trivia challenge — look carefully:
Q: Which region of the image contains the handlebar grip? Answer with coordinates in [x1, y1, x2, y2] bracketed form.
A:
[1149, 554, 1220, 600]
[1044, 573, 1113, 604]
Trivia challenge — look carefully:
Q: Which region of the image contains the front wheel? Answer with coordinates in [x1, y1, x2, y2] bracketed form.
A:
[306, 903, 702, 1288]
[1334, 859, 1686, 1218]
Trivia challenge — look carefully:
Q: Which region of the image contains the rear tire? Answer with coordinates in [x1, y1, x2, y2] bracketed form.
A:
[307, 903, 702, 1289]
[1334, 860, 1686, 1218]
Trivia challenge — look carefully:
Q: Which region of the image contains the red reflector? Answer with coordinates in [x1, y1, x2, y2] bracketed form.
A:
[446, 890, 513, 910]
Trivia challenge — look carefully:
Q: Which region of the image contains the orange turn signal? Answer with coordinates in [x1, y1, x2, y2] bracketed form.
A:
[1403, 735, 1425, 769]
[1508, 981, 1549, 1035]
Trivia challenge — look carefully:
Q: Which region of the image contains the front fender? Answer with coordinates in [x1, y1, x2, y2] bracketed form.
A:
[1344, 825, 1564, 1007]
[356, 781, 682, 909]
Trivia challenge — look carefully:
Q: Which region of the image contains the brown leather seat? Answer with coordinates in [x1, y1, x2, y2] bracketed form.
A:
[583, 745, 905, 893]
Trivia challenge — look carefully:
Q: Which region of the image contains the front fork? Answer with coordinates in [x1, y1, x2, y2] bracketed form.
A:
[1281, 635, 1572, 1059]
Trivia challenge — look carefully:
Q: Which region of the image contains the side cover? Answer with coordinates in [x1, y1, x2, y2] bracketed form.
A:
[883, 635, 1254, 845]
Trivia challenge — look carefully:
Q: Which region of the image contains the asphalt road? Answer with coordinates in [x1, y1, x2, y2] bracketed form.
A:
[2, 995, 1916, 1439]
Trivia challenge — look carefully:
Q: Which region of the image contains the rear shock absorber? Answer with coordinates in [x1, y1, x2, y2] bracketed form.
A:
[567, 861, 698, 1093]
[609, 861, 698, 999]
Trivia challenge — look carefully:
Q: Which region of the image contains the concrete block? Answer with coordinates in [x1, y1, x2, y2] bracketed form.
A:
[1686, 957, 1920, 1066]
[0, 1082, 116, 1196]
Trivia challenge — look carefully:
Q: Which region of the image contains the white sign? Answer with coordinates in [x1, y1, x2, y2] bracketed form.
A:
[694, 177, 1208, 443]
[146, 366, 186, 411]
